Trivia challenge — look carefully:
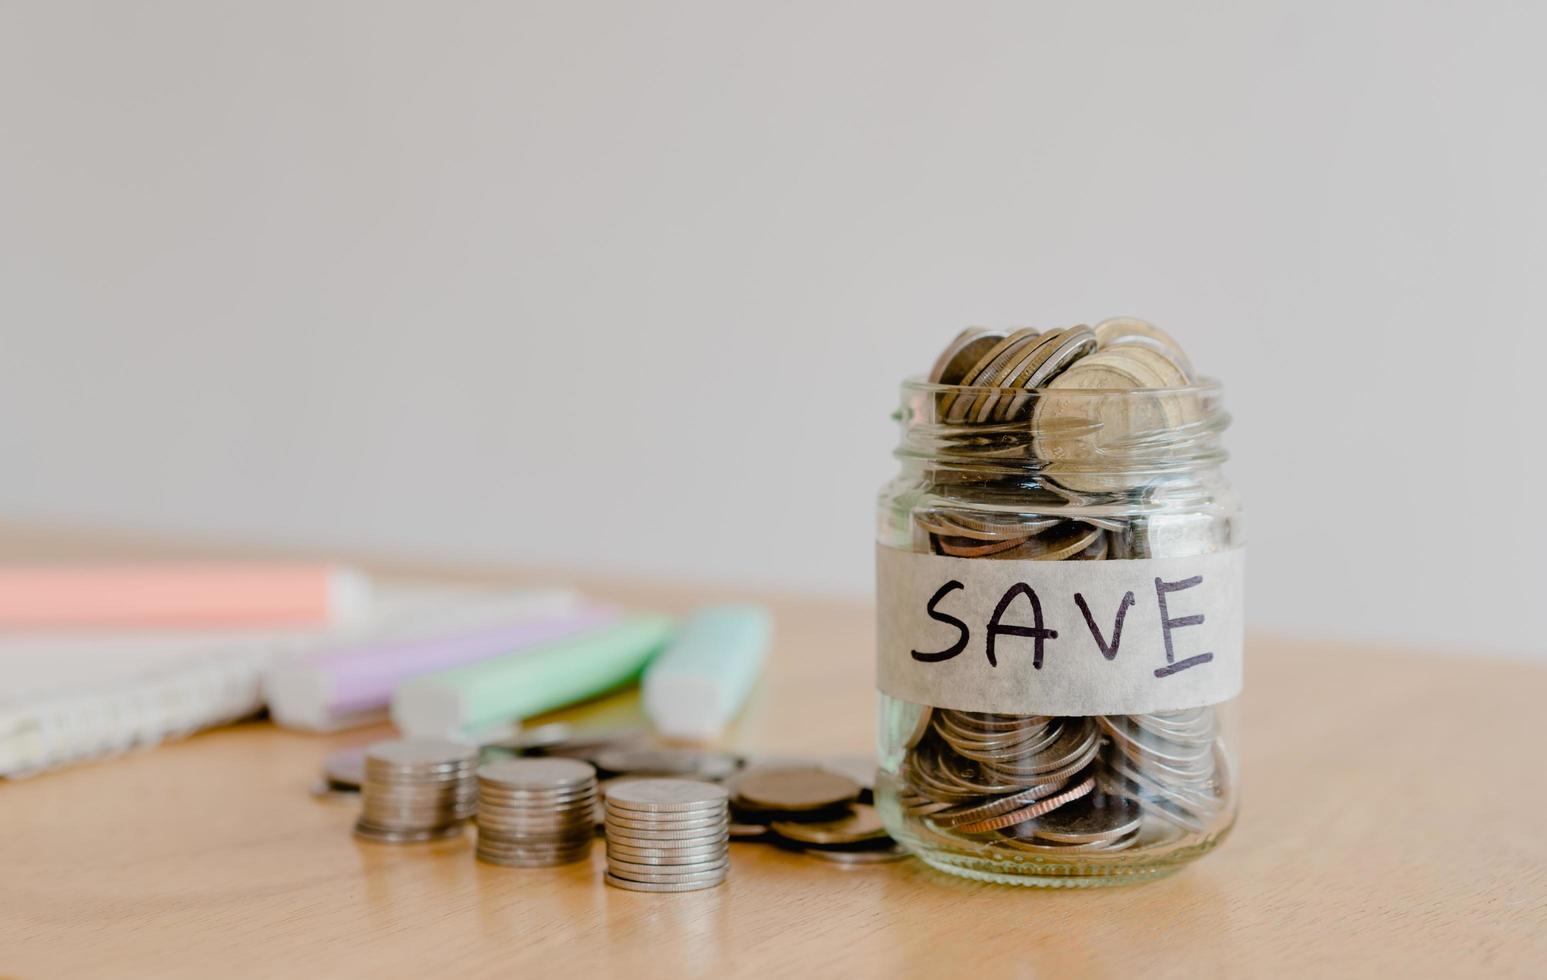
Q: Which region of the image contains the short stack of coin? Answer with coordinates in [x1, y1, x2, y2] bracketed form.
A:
[475, 758, 598, 867]
[603, 779, 730, 891]
[354, 738, 478, 843]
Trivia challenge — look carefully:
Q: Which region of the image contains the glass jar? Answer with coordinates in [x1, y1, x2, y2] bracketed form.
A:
[875, 374, 1244, 886]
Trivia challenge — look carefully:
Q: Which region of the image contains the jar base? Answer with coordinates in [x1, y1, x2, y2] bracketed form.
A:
[898, 817, 1235, 889]
[915, 852, 1184, 888]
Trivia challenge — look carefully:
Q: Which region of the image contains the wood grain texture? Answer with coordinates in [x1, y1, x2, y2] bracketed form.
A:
[1, 525, 1544, 978]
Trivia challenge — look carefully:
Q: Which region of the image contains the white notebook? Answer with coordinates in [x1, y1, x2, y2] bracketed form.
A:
[0, 583, 571, 777]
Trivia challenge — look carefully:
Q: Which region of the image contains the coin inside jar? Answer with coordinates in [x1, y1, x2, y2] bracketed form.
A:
[874, 322, 1240, 884]
[1017, 796, 1142, 845]
[929, 327, 1007, 386]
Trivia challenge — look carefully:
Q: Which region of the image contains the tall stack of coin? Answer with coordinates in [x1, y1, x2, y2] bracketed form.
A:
[603, 779, 730, 892]
[889, 319, 1232, 858]
[354, 738, 478, 843]
[475, 758, 598, 867]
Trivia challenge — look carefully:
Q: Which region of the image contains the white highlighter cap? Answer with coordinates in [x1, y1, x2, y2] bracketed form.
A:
[642, 605, 772, 740]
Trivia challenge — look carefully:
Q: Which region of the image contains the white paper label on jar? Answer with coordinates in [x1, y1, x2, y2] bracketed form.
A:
[876, 545, 1244, 715]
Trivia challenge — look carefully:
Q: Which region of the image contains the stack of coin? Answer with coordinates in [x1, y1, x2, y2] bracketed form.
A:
[603, 779, 730, 891]
[354, 738, 478, 843]
[475, 758, 598, 867]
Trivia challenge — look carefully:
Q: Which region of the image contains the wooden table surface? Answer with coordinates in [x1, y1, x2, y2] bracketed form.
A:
[1, 527, 1545, 978]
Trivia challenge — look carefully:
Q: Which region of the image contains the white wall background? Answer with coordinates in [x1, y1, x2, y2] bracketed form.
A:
[2, 2, 1544, 657]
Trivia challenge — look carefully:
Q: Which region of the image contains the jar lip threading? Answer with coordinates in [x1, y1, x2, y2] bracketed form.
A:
[900, 375, 1226, 399]
[893, 375, 1231, 477]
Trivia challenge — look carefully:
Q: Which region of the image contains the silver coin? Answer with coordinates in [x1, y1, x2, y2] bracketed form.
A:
[363, 737, 478, 770]
[478, 810, 597, 829]
[360, 794, 476, 810]
[478, 804, 596, 821]
[362, 781, 476, 796]
[360, 775, 475, 793]
[360, 777, 475, 796]
[604, 818, 729, 836]
[607, 855, 728, 876]
[477, 849, 592, 867]
[600, 805, 727, 829]
[991, 522, 1104, 561]
[478, 791, 598, 810]
[605, 828, 730, 848]
[478, 827, 596, 845]
[353, 820, 466, 844]
[361, 806, 476, 823]
[1092, 316, 1194, 378]
[604, 778, 729, 813]
[604, 872, 726, 892]
[593, 747, 740, 782]
[362, 762, 476, 778]
[480, 788, 598, 806]
[606, 863, 730, 885]
[476, 848, 590, 860]
[1020, 797, 1143, 844]
[604, 839, 727, 861]
[930, 779, 1073, 827]
[477, 835, 593, 853]
[477, 757, 595, 790]
[477, 835, 592, 854]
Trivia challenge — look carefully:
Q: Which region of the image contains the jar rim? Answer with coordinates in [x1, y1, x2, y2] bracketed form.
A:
[893, 373, 1231, 476]
[900, 375, 1225, 399]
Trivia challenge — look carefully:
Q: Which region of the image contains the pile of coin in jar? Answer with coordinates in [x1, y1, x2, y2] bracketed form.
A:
[881, 318, 1238, 877]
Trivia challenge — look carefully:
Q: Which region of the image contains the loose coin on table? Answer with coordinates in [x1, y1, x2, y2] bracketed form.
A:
[732, 766, 860, 814]
[770, 804, 887, 846]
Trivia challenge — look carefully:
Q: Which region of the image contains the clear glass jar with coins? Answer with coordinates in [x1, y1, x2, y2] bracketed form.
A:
[874, 320, 1245, 886]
